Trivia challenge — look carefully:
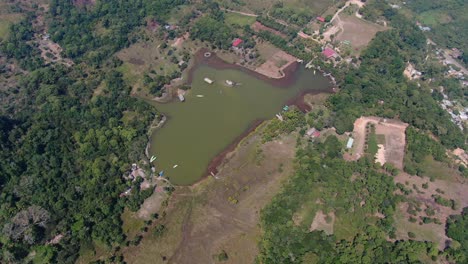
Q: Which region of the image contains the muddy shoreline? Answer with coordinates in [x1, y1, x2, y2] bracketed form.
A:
[151, 49, 334, 186]
[186, 48, 300, 88]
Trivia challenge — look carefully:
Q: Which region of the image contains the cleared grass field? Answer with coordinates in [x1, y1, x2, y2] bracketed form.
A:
[0, 13, 23, 40]
[216, 0, 334, 15]
[335, 14, 386, 55]
[225, 12, 256, 26]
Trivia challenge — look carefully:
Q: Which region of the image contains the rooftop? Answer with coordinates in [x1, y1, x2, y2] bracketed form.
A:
[322, 48, 336, 58]
[232, 38, 243, 47]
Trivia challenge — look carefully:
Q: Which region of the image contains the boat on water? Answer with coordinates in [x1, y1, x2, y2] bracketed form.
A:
[173, 165, 178, 168]
[225, 80, 234, 86]
[159, 171, 164, 177]
[196, 94, 204, 97]
[150, 155, 157, 162]
[204, 77, 213, 84]
[178, 94, 185, 102]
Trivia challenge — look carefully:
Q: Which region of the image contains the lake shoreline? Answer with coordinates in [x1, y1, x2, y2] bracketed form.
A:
[149, 49, 334, 186]
[186, 48, 300, 88]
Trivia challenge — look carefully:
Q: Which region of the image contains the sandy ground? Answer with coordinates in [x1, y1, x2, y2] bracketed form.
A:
[375, 144, 386, 165]
[309, 210, 335, 235]
[347, 117, 408, 169]
[393, 172, 468, 250]
[255, 50, 297, 79]
[171, 32, 189, 48]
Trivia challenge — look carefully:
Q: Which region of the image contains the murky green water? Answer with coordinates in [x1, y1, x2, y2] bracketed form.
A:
[148, 64, 330, 185]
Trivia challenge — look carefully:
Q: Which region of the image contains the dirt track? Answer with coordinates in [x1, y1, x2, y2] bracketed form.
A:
[348, 117, 408, 169]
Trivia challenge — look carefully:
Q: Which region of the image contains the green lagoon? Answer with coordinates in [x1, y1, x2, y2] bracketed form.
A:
[148, 64, 330, 185]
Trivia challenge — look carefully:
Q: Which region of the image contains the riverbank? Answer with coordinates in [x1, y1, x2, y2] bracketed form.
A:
[186, 48, 300, 88]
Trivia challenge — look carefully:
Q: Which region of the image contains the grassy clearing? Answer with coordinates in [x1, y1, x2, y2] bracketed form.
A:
[121, 208, 146, 240]
[123, 188, 193, 264]
[225, 12, 256, 26]
[335, 14, 387, 56]
[420, 156, 459, 181]
[167, 5, 195, 24]
[418, 10, 452, 26]
[394, 205, 441, 245]
[366, 126, 378, 157]
[334, 207, 370, 240]
[0, 13, 23, 40]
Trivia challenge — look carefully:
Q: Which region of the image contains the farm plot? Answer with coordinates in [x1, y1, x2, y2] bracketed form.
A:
[334, 14, 386, 55]
[347, 117, 408, 169]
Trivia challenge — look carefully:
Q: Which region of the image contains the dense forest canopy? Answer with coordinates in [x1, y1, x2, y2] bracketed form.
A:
[0, 0, 190, 262]
[48, 0, 187, 64]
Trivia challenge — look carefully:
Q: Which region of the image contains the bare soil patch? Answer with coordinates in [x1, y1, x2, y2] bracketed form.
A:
[137, 186, 168, 220]
[347, 117, 408, 169]
[255, 50, 297, 79]
[309, 210, 335, 235]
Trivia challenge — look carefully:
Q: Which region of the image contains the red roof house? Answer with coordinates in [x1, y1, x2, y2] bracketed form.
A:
[316, 16, 325, 23]
[312, 131, 321, 138]
[322, 48, 336, 59]
[232, 38, 243, 47]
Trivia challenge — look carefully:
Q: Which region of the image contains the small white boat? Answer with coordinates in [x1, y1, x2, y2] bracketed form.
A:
[178, 94, 185, 102]
[173, 165, 178, 168]
[225, 80, 234, 86]
[314, 70, 316, 75]
[196, 95, 204, 97]
[150, 156, 157, 162]
[204, 77, 213, 84]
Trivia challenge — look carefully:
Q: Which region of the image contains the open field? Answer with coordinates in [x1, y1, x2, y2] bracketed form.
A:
[116, 36, 200, 98]
[346, 117, 408, 169]
[123, 126, 298, 264]
[255, 49, 297, 79]
[393, 172, 468, 250]
[216, 0, 334, 15]
[334, 14, 386, 55]
[0, 13, 23, 40]
[225, 12, 256, 26]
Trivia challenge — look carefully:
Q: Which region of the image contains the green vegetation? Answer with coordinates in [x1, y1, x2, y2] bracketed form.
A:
[328, 11, 464, 149]
[404, 127, 447, 176]
[445, 207, 468, 263]
[48, 0, 186, 64]
[404, 0, 468, 65]
[191, 16, 236, 49]
[256, 16, 297, 37]
[225, 12, 256, 27]
[257, 135, 438, 263]
[262, 109, 306, 142]
[269, 1, 313, 26]
[366, 124, 378, 157]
